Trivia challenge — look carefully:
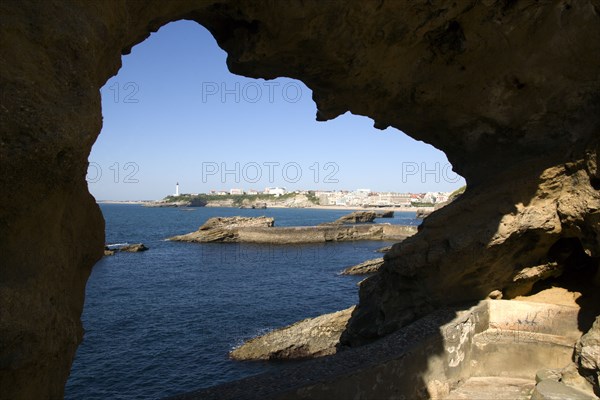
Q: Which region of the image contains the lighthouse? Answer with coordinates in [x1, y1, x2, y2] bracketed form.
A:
[175, 182, 180, 196]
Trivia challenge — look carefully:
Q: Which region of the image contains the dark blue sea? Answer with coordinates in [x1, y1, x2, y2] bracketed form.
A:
[65, 205, 419, 399]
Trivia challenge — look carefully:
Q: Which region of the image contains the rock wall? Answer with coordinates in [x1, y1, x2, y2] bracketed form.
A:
[1, 0, 599, 398]
[342, 158, 600, 344]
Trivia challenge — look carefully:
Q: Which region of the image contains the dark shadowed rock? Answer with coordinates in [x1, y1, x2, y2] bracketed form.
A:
[415, 208, 433, 219]
[104, 243, 149, 254]
[189, 198, 207, 207]
[119, 243, 148, 253]
[375, 245, 392, 253]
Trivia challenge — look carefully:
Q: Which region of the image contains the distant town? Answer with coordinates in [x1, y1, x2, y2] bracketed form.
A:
[171, 182, 455, 208]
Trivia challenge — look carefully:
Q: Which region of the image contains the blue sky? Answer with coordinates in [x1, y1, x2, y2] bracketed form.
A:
[88, 21, 464, 200]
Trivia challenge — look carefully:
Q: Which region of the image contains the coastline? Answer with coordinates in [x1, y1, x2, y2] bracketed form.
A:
[96, 200, 152, 204]
[269, 204, 422, 213]
[96, 200, 422, 213]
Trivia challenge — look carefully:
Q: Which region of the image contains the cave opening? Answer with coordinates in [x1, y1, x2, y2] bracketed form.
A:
[68, 19, 466, 399]
[529, 237, 600, 332]
[3, 2, 600, 399]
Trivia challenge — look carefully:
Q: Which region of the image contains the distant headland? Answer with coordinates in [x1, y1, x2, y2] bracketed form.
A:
[97, 186, 466, 213]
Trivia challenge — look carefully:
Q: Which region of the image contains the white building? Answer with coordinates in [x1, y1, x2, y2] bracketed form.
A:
[264, 187, 287, 196]
[230, 188, 244, 195]
[174, 182, 179, 196]
[435, 193, 450, 203]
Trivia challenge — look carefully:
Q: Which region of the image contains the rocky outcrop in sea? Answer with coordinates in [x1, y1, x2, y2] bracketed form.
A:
[340, 258, 385, 275]
[104, 243, 149, 256]
[230, 306, 354, 361]
[169, 216, 417, 244]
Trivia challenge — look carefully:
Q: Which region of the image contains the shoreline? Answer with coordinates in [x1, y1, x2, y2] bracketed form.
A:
[269, 204, 422, 213]
[96, 200, 151, 204]
[96, 200, 423, 213]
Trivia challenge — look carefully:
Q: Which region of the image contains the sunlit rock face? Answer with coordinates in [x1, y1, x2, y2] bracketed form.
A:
[1, 0, 598, 397]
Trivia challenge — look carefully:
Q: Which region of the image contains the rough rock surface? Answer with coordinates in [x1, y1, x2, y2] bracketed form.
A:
[375, 211, 394, 218]
[375, 245, 392, 253]
[103, 243, 148, 255]
[504, 262, 564, 298]
[342, 161, 600, 346]
[169, 216, 274, 242]
[531, 379, 596, 400]
[559, 363, 598, 396]
[200, 216, 275, 230]
[328, 211, 378, 224]
[119, 243, 149, 253]
[341, 258, 385, 275]
[415, 208, 434, 219]
[1, 0, 600, 397]
[574, 316, 600, 393]
[230, 307, 354, 361]
[239, 202, 267, 209]
[170, 221, 416, 244]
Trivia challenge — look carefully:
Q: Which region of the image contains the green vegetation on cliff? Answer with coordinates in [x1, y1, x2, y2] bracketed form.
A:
[449, 185, 466, 202]
[411, 202, 435, 208]
[163, 192, 319, 206]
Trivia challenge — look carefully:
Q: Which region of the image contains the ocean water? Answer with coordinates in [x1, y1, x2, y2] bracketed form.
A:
[65, 205, 419, 399]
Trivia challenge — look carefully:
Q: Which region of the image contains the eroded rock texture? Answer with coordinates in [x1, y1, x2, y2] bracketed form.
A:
[575, 316, 600, 393]
[1, 0, 599, 398]
[343, 158, 600, 344]
[230, 307, 354, 361]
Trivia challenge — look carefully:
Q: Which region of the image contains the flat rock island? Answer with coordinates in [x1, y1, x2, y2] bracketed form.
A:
[168, 214, 417, 244]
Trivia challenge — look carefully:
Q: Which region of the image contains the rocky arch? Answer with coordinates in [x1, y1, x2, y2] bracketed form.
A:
[1, 1, 599, 398]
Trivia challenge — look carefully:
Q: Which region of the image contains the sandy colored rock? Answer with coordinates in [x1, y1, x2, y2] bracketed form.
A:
[535, 369, 561, 384]
[339, 211, 376, 223]
[416, 209, 433, 219]
[487, 290, 503, 300]
[169, 216, 274, 242]
[514, 287, 583, 308]
[170, 220, 416, 244]
[343, 162, 600, 346]
[531, 379, 596, 400]
[574, 316, 600, 392]
[200, 216, 275, 230]
[341, 258, 384, 275]
[504, 262, 564, 298]
[230, 306, 354, 361]
[325, 211, 377, 225]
